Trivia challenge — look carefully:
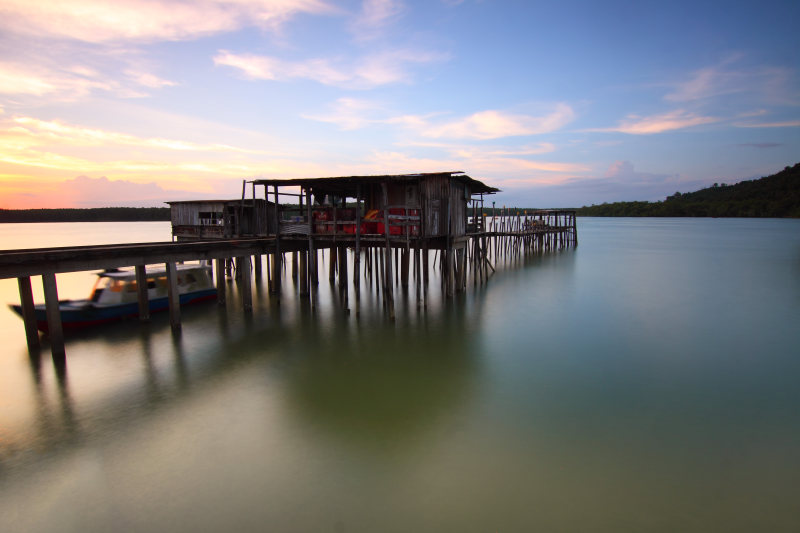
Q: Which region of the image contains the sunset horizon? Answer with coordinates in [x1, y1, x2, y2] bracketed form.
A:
[1, 0, 798, 209]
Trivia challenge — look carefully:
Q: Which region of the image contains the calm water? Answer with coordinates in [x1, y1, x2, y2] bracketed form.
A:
[0, 218, 799, 532]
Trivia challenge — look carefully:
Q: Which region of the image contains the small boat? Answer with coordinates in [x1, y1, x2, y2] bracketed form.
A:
[9, 264, 217, 332]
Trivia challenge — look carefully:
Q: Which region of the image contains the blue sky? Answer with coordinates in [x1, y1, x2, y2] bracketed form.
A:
[0, 0, 797, 208]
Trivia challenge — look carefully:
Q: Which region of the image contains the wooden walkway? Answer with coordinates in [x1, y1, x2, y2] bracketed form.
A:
[1, 212, 576, 360]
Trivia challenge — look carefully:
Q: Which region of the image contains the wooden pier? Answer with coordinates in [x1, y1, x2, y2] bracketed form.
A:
[1, 172, 577, 360]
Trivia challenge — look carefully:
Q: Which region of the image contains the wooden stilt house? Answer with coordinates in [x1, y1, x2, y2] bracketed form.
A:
[250, 172, 499, 243]
[167, 199, 275, 240]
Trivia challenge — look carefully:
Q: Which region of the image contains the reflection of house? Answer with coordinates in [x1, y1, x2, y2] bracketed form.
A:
[167, 199, 275, 240]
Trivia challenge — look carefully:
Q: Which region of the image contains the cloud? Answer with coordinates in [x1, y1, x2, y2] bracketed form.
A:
[420, 105, 575, 139]
[302, 97, 386, 130]
[492, 161, 698, 208]
[351, 0, 405, 39]
[125, 70, 178, 89]
[733, 120, 800, 129]
[0, 60, 177, 100]
[9, 117, 261, 153]
[0, 0, 334, 44]
[214, 48, 446, 88]
[599, 110, 718, 135]
[601, 160, 686, 190]
[304, 99, 575, 140]
[737, 143, 782, 149]
[361, 147, 589, 188]
[0, 114, 293, 192]
[665, 62, 794, 105]
[409, 142, 558, 158]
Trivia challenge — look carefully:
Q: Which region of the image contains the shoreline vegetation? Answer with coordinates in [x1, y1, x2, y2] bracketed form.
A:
[575, 163, 800, 218]
[1, 163, 797, 222]
[0, 207, 170, 223]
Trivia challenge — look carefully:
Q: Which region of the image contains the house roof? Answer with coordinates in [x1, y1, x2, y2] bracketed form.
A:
[251, 172, 500, 195]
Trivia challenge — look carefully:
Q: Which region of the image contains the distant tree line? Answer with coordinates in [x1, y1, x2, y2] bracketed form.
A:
[576, 163, 800, 218]
[0, 207, 171, 223]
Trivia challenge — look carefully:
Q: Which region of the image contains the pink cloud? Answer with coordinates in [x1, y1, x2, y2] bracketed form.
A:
[602, 110, 718, 135]
[0, 0, 335, 44]
[422, 105, 575, 140]
[214, 48, 446, 89]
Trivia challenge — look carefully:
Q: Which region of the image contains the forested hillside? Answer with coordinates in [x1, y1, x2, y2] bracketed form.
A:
[577, 163, 800, 217]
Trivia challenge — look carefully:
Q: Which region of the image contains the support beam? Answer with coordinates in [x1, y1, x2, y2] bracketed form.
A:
[165, 262, 181, 330]
[135, 265, 150, 321]
[17, 276, 39, 353]
[42, 273, 65, 357]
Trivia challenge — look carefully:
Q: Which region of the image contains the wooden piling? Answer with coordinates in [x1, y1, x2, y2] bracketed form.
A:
[165, 262, 181, 330]
[240, 256, 252, 312]
[215, 258, 226, 304]
[254, 254, 262, 279]
[299, 250, 309, 296]
[17, 276, 39, 353]
[381, 184, 395, 319]
[42, 273, 65, 357]
[135, 265, 150, 321]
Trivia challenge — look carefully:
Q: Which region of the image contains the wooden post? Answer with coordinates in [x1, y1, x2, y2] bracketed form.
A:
[299, 250, 309, 296]
[572, 212, 578, 246]
[422, 242, 429, 307]
[306, 189, 317, 305]
[240, 256, 252, 312]
[329, 246, 337, 283]
[270, 251, 279, 294]
[135, 265, 150, 321]
[253, 254, 262, 279]
[165, 262, 181, 330]
[354, 184, 362, 291]
[415, 246, 422, 308]
[272, 184, 281, 295]
[42, 273, 65, 357]
[338, 245, 347, 289]
[215, 258, 226, 304]
[401, 248, 410, 288]
[382, 183, 395, 319]
[17, 276, 40, 353]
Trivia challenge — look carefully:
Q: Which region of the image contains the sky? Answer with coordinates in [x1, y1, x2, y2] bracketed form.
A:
[0, 0, 798, 209]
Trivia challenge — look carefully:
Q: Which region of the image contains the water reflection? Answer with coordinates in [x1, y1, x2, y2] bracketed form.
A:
[2, 252, 490, 471]
[285, 304, 483, 452]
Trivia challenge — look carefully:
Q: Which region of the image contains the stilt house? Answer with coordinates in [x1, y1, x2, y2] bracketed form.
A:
[167, 199, 275, 240]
